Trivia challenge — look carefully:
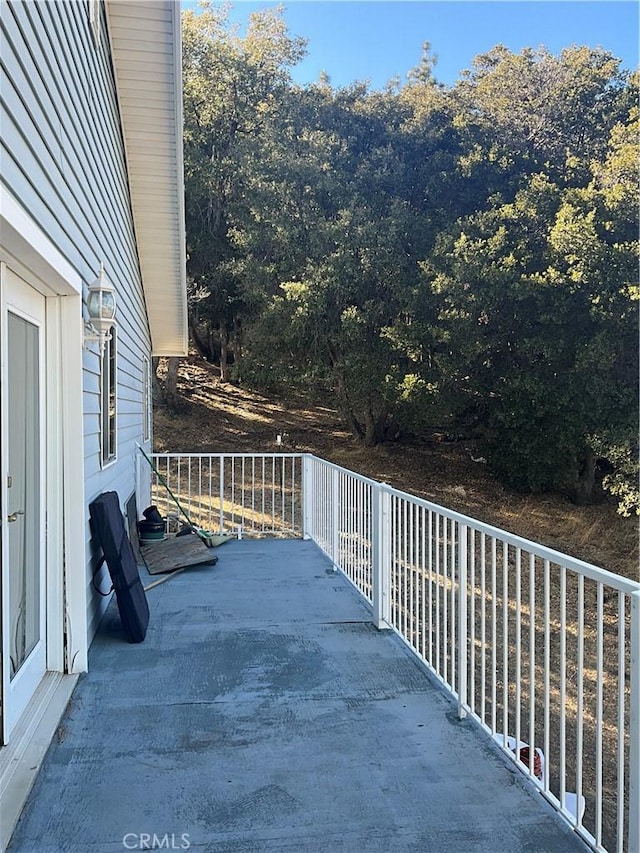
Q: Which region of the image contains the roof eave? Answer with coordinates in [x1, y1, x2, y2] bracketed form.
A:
[105, 0, 188, 357]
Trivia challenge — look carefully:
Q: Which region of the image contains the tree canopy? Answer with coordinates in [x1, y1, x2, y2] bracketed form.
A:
[182, 5, 639, 513]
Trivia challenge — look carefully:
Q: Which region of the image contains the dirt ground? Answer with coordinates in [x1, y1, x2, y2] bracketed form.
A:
[154, 354, 638, 582]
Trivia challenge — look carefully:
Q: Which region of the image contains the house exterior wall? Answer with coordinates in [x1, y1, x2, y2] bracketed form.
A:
[1, 0, 153, 643]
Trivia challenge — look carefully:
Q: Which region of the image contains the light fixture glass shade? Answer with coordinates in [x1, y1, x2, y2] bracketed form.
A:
[84, 265, 117, 350]
[87, 267, 116, 321]
[99, 290, 116, 319]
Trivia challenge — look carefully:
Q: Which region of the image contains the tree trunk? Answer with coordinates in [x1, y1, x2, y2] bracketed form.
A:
[164, 357, 181, 413]
[574, 449, 597, 505]
[232, 324, 243, 382]
[343, 406, 364, 440]
[189, 318, 211, 362]
[331, 362, 364, 439]
[208, 328, 218, 366]
[363, 406, 387, 447]
[363, 408, 378, 447]
[151, 357, 163, 404]
[219, 322, 231, 383]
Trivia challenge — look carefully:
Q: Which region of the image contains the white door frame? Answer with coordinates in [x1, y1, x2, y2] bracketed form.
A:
[0, 188, 87, 743]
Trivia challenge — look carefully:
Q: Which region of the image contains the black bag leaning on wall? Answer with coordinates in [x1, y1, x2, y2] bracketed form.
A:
[89, 491, 150, 643]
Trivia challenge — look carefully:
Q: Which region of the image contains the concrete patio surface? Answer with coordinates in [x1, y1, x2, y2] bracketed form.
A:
[8, 539, 589, 853]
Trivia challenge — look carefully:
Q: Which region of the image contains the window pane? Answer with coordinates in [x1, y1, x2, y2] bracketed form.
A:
[8, 313, 41, 677]
[101, 329, 116, 464]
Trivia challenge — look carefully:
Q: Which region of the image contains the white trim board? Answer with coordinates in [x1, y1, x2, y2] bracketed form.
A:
[0, 672, 78, 852]
[0, 198, 88, 678]
[0, 187, 82, 298]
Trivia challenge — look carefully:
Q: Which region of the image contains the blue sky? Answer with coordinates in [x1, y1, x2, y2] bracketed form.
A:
[189, 1, 639, 90]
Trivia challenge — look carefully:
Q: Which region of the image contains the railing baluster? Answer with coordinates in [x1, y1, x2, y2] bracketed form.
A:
[560, 564, 567, 811]
[187, 456, 192, 521]
[443, 516, 448, 687]
[231, 456, 236, 530]
[595, 582, 604, 849]
[281, 455, 285, 533]
[480, 531, 486, 725]
[176, 456, 181, 524]
[544, 558, 550, 793]
[470, 527, 476, 715]
[250, 456, 256, 535]
[219, 456, 224, 532]
[352, 476, 357, 580]
[403, 498, 408, 642]
[393, 495, 400, 630]
[630, 590, 640, 853]
[435, 513, 441, 678]
[502, 542, 509, 747]
[576, 573, 584, 828]
[617, 591, 625, 853]
[359, 480, 362, 591]
[427, 509, 433, 667]
[416, 505, 420, 654]
[458, 523, 468, 718]
[515, 547, 522, 762]
[362, 480, 367, 594]
[529, 553, 536, 782]
[491, 537, 497, 735]
[421, 505, 426, 662]
[331, 467, 338, 566]
[450, 519, 456, 694]
[409, 502, 415, 650]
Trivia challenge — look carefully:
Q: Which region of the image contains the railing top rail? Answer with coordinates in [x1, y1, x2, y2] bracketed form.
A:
[150, 452, 304, 460]
[306, 454, 374, 486]
[147, 450, 637, 593]
[305, 453, 640, 594]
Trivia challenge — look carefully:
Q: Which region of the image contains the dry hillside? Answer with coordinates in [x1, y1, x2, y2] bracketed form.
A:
[154, 355, 638, 581]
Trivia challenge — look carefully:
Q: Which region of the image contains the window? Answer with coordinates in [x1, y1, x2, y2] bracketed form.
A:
[142, 355, 151, 443]
[101, 329, 117, 465]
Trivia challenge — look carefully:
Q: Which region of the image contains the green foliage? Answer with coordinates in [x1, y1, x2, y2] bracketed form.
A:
[452, 45, 628, 186]
[182, 15, 638, 510]
[423, 109, 638, 505]
[589, 432, 640, 517]
[485, 387, 584, 493]
[182, 4, 307, 372]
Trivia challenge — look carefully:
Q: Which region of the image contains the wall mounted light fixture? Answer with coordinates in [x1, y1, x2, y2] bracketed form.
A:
[83, 264, 116, 353]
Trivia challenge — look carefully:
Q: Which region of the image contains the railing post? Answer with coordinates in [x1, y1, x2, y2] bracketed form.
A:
[135, 445, 141, 510]
[218, 455, 224, 534]
[136, 444, 152, 513]
[629, 590, 640, 853]
[331, 466, 340, 566]
[372, 483, 391, 630]
[302, 454, 313, 541]
[458, 522, 468, 719]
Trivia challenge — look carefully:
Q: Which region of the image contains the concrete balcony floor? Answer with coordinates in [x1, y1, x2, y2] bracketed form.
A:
[10, 539, 588, 852]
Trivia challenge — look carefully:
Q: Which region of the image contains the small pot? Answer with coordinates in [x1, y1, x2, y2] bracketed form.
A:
[143, 505, 164, 524]
[138, 519, 166, 541]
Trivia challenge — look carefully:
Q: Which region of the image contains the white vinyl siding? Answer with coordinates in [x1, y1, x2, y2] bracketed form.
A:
[1, 0, 152, 641]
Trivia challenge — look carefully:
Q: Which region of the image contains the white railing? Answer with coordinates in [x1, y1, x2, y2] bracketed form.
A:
[147, 451, 639, 853]
[147, 453, 303, 538]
